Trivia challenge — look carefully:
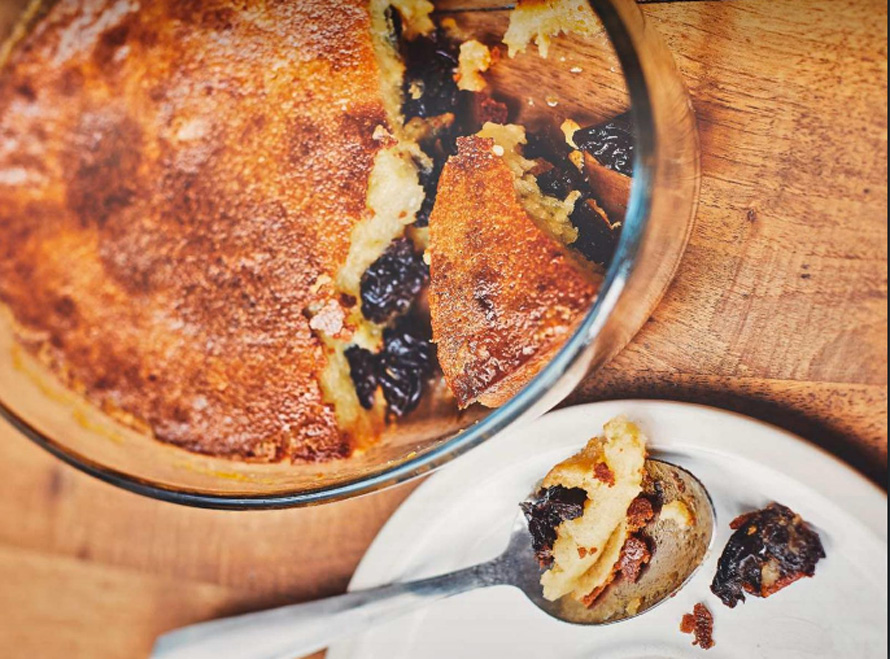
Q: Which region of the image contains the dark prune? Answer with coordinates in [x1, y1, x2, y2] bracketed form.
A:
[345, 320, 436, 415]
[385, 6, 403, 43]
[520, 485, 588, 567]
[379, 321, 436, 417]
[414, 157, 446, 228]
[535, 158, 588, 199]
[570, 197, 619, 266]
[345, 346, 379, 410]
[573, 112, 635, 177]
[360, 238, 429, 323]
[524, 129, 573, 162]
[711, 503, 825, 608]
[401, 30, 461, 120]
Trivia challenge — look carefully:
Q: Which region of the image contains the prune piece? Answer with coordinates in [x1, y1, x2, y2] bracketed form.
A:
[345, 346, 379, 410]
[379, 321, 436, 417]
[573, 112, 635, 177]
[401, 30, 461, 120]
[570, 197, 619, 266]
[535, 158, 588, 199]
[520, 485, 588, 567]
[680, 603, 715, 650]
[345, 318, 435, 415]
[524, 129, 573, 162]
[711, 502, 825, 608]
[385, 5, 403, 45]
[360, 238, 429, 323]
[414, 158, 446, 228]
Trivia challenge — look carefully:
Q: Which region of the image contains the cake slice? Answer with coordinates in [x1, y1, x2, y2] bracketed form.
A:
[427, 124, 602, 408]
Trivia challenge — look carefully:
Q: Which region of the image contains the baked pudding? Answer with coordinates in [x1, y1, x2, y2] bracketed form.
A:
[0, 0, 631, 463]
[0, 0, 435, 462]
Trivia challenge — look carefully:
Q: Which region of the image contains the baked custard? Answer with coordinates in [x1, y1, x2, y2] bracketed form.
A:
[0, 0, 630, 462]
[0, 0, 431, 462]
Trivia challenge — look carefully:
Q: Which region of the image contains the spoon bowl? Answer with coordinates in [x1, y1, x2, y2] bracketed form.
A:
[516, 458, 715, 624]
[152, 458, 714, 658]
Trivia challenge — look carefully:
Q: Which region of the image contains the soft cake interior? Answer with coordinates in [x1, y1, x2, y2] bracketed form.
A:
[537, 418, 647, 602]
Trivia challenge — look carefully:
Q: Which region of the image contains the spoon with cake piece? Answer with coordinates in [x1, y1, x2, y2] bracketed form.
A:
[152, 417, 715, 659]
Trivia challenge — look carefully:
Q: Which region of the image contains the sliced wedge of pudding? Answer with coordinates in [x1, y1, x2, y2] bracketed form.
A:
[427, 124, 602, 408]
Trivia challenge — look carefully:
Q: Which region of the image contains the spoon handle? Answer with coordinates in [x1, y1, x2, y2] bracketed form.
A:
[151, 560, 505, 659]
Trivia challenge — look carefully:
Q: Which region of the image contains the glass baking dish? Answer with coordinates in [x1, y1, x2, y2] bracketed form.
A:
[0, 0, 699, 508]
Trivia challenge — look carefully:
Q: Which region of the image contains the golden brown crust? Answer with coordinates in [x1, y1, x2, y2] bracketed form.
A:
[428, 135, 600, 408]
[582, 151, 630, 223]
[0, 0, 392, 461]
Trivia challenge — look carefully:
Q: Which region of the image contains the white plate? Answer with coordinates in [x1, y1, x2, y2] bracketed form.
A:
[328, 401, 888, 659]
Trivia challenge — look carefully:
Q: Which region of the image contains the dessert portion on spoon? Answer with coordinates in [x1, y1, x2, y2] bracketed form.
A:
[523, 417, 648, 604]
[522, 417, 703, 618]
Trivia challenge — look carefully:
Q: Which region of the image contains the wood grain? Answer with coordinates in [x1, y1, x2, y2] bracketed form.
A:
[0, 1, 886, 657]
[572, 0, 888, 481]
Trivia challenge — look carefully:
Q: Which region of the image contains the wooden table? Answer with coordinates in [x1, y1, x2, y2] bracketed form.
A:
[0, 1, 886, 656]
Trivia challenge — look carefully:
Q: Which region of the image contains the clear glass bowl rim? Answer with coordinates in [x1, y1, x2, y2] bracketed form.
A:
[0, 0, 662, 509]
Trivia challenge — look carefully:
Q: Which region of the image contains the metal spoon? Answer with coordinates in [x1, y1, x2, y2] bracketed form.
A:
[151, 459, 714, 659]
